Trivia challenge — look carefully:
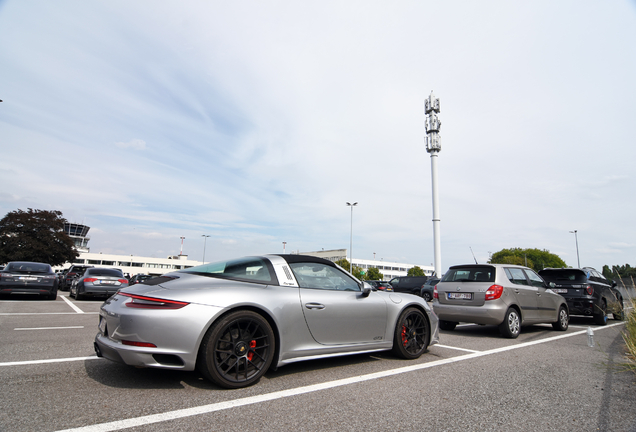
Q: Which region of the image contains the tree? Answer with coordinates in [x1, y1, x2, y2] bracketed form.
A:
[0, 209, 78, 266]
[407, 266, 426, 277]
[365, 267, 383, 281]
[488, 248, 566, 272]
[334, 258, 365, 279]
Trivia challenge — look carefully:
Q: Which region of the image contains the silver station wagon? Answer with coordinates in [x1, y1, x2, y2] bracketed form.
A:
[433, 264, 569, 338]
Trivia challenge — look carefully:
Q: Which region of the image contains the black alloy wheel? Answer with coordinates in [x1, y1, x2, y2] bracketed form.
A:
[75, 285, 84, 300]
[392, 307, 430, 359]
[198, 310, 275, 389]
[422, 291, 432, 302]
[552, 306, 569, 331]
[439, 320, 457, 331]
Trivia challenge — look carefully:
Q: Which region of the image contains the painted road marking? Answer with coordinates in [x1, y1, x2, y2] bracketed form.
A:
[0, 356, 102, 367]
[14, 326, 85, 331]
[61, 295, 85, 313]
[53, 322, 625, 432]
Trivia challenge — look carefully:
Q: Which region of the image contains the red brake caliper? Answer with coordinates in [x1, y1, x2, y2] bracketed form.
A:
[247, 339, 256, 361]
[401, 325, 408, 347]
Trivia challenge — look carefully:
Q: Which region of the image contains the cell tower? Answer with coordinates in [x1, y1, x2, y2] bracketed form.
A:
[425, 91, 442, 277]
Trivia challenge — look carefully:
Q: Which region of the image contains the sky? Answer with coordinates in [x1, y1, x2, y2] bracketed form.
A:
[1, 1, 635, 274]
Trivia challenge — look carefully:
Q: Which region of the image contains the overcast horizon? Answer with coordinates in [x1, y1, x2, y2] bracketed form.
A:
[1, 1, 635, 273]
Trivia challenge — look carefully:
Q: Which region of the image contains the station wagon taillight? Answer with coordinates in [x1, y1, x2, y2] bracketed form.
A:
[433, 285, 438, 299]
[485, 284, 504, 301]
[585, 285, 593, 295]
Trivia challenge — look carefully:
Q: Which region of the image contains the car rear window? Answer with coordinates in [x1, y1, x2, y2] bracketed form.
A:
[539, 269, 587, 283]
[181, 257, 275, 284]
[441, 266, 495, 282]
[5, 263, 51, 273]
[86, 269, 124, 277]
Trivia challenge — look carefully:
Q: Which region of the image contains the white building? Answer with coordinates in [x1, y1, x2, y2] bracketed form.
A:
[56, 252, 202, 277]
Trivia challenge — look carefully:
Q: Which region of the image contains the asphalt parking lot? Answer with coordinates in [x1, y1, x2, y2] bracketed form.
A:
[1, 293, 635, 432]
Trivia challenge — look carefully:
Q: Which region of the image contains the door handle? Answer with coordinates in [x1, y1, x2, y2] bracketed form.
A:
[305, 303, 325, 310]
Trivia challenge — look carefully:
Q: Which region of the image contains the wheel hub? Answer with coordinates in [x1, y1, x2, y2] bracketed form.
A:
[234, 341, 248, 357]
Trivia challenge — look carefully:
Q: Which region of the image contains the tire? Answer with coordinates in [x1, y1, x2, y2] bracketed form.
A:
[69, 286, 75, 299]
[48, 289, 58, 301]
[439, 320, 457, 331]
[593, 301, 607, 326]
[421, 291, 432, 302]
[552, 306, 569, 331]
[75, 288, 84, 301]
[197, 310, 275, 389]
[392, 307, 430, 359]
[613, 298, 624, 321]
[499, 307, 521, 338]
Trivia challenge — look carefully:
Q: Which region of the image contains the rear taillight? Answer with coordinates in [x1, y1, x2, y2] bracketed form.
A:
[84, 278, 98, 283]
[433, 285, 438, 299]
[585, 285, 593, 295]
[117, 279, 128, 284]
[120, 293, 189, 309]
[485, 284, 504, 301]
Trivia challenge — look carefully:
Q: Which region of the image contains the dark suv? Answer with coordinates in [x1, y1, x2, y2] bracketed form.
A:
[539, 267, 623, 325]
[389, 276, 429, 296]
[419, 278, 440, 302]
[61, 265, 93, 291]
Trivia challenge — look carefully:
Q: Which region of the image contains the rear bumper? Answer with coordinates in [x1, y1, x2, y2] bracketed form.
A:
[432, 301, 508, 325]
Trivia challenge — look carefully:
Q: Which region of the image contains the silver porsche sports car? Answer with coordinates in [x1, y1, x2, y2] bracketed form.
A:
[94, 254, 439, 388]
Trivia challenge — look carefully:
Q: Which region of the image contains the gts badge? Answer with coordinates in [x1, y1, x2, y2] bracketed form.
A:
[373, 336, 383, 341]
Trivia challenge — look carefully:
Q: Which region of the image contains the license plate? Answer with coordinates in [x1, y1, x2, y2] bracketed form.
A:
[448, 292, 472, 300]
[100, 280, 116, 285]
[552, 288, 568, 293]
[98, 317, 107, 334]
[19, 276, 38, 281]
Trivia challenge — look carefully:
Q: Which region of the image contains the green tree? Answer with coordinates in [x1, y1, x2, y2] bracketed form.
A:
[0, 209, 78, 266]
[334, 258, 365, 279]
[488, 248, 566, 272]
[365, 267, 383, 281]
[407, 266, 426, 277]
[334, 258, 351, 271]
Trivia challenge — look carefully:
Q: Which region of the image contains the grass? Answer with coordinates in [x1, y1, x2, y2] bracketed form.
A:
[622, 297, 636, 374]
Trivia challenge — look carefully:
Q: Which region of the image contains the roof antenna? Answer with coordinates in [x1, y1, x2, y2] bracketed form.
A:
[469, 247, 478, 264]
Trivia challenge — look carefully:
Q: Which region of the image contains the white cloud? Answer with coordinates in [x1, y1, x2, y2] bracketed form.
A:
[115, 139, 147, 150]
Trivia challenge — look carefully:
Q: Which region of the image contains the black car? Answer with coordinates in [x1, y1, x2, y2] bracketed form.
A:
[389, 276, 429, 296]
[539, 267, 623, 325]
[0, 261, 58, 300]
[70, 267, 129, 300]
[128, 274, 154, 285]
[61, 265, 94, 291]
[367, 280, 393, 291]
[419, 278, 440, 302]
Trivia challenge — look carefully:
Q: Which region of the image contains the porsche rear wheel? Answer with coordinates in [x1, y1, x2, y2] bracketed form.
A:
[392, 307, 430, 359]
[198, 310, 275, 389]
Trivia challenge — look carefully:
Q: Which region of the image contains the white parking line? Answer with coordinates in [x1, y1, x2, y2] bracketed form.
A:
[0, 356, 102, 367]
[61, 294, 85, 313]
[53, 322, 625, 432]
[14, 326, 85, 331]
[434, 344, 481, 353]
[0, 312, 99, 316]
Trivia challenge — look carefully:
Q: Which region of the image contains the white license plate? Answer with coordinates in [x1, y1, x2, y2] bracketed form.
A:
[552, 288, 568, 293]
[19, 276, 38, 281]
[98, 317, 107, 334]
[448, 292, 472, 300]
[100, 280, 116, 285]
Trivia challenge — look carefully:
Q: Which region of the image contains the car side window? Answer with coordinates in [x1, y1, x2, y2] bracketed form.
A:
[505, 268, 528, 285]
[290, 262, 360, 291]
[524, 269, 545, 287]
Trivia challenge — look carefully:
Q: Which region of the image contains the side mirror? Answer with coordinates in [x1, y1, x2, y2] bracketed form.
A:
[361, 282, 373, 297]
[548, 282, 556, 288]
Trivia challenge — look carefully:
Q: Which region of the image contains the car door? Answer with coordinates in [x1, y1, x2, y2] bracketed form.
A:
[524, 268, 558, 321]
[291, 262, 388, 345]
[504, 267, 539, 322]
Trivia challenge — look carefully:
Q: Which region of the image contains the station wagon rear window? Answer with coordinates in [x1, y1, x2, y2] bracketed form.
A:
[441, 266, 495, 283]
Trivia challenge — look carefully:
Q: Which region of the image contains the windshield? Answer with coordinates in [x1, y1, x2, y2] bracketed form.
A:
[442, 266, 495, 283]
[181, 257, 275, 284]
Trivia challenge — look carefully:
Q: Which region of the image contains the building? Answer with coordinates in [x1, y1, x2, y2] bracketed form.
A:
[300, 249, 435, 280]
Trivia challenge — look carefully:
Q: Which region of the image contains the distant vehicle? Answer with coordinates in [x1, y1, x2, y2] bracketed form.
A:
[433, 264, 569, 338]
[129, 274, 154, 285]
[389, 276, 429, 296]
[95, 254, 439, 388]
[61, 265, 93, 291]
[539, 267, 623, 325]
[70, 267, 129, 300]
[0, 261, 58, 300]
[420, 278, 440, 302]
[367, 280, 393, 291]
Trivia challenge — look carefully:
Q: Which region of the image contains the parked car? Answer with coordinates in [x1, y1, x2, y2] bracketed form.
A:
[70, 267, 129, 300]
[367, 280, 393, 291]
[95, 254, 439, 388]
[128, 274, 154, 285]
[389, 276, 429, 296]
[433, 264, 569, 338]
[538, 267, 623, 325]
[420, 278, 440, 302]
[0, 261, 58, 300]
[61, 265, 93, 291]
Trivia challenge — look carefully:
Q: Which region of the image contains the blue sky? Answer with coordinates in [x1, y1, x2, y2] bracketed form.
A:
[1, 1, 635, 273]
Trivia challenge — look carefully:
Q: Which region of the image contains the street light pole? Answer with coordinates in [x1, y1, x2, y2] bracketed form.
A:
[346, 202, 358, 273]
[179, 236, 185, 256]
[201, 235, 210, 264]
[282, 242, 287, 254]
[570, 230, 580, 268]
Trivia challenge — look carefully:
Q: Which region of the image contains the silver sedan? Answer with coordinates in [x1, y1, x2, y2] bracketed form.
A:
[94, 254, 439, 388]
